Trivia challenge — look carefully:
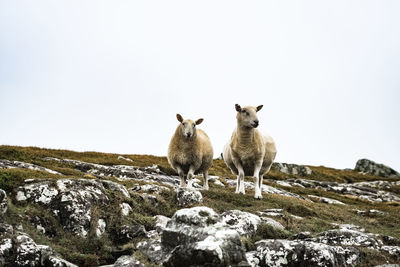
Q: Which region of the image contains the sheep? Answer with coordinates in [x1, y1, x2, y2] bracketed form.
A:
[168, 114, 214, 189]
[223, 104, 277, 199]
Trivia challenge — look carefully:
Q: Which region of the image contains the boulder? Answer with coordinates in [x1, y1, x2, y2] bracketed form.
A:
[0, 189, 7, 214]
[117, 225, 147, 244]
[249, 239, 361, 267]
[308, 195, 346, 205]
[113, 255, 145, 267]
[175, 188, 203, 207]
[355, 159, 399, 178]
[220, 210, 262, 237]
[272, 162, 313, 176]
[161, 206, 248, 266]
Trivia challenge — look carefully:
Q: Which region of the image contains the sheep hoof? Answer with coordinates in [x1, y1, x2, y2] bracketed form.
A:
[203, 185, 209, 190]
[254, 195, 263, 200]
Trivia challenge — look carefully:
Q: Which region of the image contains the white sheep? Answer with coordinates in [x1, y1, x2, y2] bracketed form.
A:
[168, 114, 214, 189]
[223, 104, 277, 199]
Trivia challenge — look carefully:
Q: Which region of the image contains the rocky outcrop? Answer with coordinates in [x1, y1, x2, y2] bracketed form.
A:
[0, 226, 77, 267]
[0, 159, 61, 175]
[268, 178, 400, 202]
[247, 239, 361, 267]
[113, 255, 145, 267]
[308, 195, 346, 205]
[220, 210, 261, 238]
[44, 157, 180, 187]
[355, 159, 399, 178]
[272, 162, 313, 176]
[162, 206, 248, 266]
[15, 178, 129, 237]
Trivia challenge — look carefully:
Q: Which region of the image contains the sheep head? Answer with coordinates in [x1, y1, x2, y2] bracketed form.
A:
[176, 114, 203, 139]
[235, 104, 263, 128]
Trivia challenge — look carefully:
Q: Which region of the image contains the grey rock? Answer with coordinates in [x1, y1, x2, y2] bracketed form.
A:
[139, 193, 159, 207]
[15, 178, 129, 236]
[0, 159, 61, 175]
[117, 225, 146, 244]
[249, 239, 361, 267]
[101, 180, 130, 198]
[13, 233, 77, 267]
[0, 238, 12, 266]
[161, 206, 247, 266]
[308, 195, 346, 205]
[220, 210, 261, 237]
[175, 188, 203, 207]
[130, 183, 170, 195]
[259, 217, 285, 230]
[117, 156, 133, 162]
[355, 159, 399, 178]
[0, 189, 7, 214]
[120, 203, 133, 216]
[136, 238, 171, 265]
[45, 157, 180, 187]
[374, 264, 400, 267]
[272, 162, 313, 176]
[153, 215, 171, 233]
[114, 255, 145, 267]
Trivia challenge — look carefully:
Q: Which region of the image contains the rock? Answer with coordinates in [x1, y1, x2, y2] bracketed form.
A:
[129, 183, 170, 195]
[353, 209, 385, 216]
[139, 193, 159, 207]
[136, 239, 171, 265]
[117, 156, 133, 162]
[13, 233, 77, 267]
[220, 210, 262, 237]
[0, 159, 61, 175]
[101, 180, 130, 198]
[374, 265, 400, 267]
[96, 219, 106, 237]
[154, 215, 171, 233]
[161, 206, 248, 266]
[120, 203, 133, 216]
[259, 217, 285, 230]
[113, 255, 145, 267]
[45, 157, 180, 187]
[0, 238, 12, 266]
[175, 188, 203, 207]
[249, 239, 361, 267]
[0, 189, 7, 214]
[272, 162, 313, 176]
[308, 195, 346, 205]
[268, 178, 400, 203]
[15, 178, 130, 237]
[355, 159, 399, 178]
[117, 225, 146, 244]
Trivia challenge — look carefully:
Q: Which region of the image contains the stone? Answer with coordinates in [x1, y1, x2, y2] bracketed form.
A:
[355, 159, 399, 178]
[175, 187, 203, 207]
[272, 162, 313, 176]
[96, 219, 106, 237]
[117, 225, 146, 244]
[220, 210, 262, 237]
[113, 255, 145, 267]
[308, 195, 346, 205]
[136, 239, 170, 265]
[130, 183, 170, 195]
[120, 203, 133, 216]
[117, 156, 133, 162]
[0, 159, 61, 175]
[101, 180, 130, 198]
[249, 239, 361, 267]
[0, 189, 7, 214]
[161, 206, 247, 266]
[153, 215, 171, 233]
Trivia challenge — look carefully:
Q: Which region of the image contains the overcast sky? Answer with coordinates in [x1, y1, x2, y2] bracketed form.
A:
[1, 1, 399, 171]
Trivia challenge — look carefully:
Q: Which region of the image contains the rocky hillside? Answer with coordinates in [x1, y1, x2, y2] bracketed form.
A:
[0, 145, 399, 267]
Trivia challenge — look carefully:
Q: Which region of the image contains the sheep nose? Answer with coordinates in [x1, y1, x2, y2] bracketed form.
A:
[186, 133, 191, 138]
[253, 120, 259, 127]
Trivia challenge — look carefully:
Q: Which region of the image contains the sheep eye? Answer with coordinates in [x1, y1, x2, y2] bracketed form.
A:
[182, 123, 185, 126]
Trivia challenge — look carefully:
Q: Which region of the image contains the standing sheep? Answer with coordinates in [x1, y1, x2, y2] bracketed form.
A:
[223, 104, 277, 199]
[168, 114, 214, 189]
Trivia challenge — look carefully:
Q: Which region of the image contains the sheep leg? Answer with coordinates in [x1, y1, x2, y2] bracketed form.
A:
[176, 167, 186, 188]
[203, 171, 209, 190]
[232, 157, 245, 194]
[253, 161, 263, 199]
[186, 166, 195, 189]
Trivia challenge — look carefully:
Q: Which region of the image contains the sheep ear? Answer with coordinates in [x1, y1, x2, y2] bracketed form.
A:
[235, 104, 241, 112]
[176, 114, 183, 122]
[195, 118, 204, 125]
[256, 105, 263, 112]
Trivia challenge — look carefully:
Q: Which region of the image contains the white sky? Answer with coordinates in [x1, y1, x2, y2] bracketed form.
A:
[1, 1, 399, 171]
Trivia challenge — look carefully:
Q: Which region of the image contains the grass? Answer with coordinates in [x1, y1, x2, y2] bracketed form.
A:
[0, 145, 399, 266]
